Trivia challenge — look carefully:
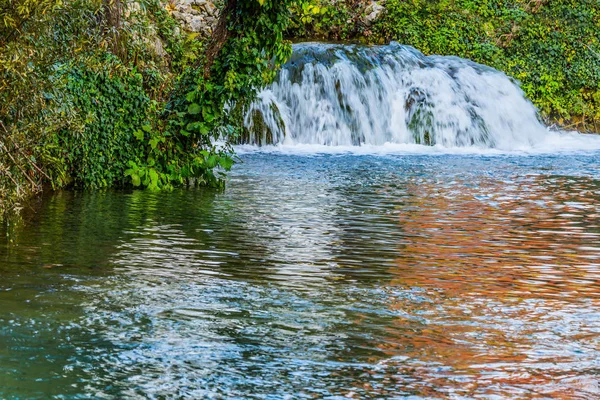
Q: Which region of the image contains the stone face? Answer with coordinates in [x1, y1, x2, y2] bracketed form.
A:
[363, 1, 385, 26]
[166, 0, 219, 37]
[166, 0, 388, 39]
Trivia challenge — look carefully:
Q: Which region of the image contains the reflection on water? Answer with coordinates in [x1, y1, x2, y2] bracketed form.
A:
[1, 153, 600, 398]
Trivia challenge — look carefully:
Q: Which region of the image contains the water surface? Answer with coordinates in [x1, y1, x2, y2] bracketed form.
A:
[1, 152, 600, 398]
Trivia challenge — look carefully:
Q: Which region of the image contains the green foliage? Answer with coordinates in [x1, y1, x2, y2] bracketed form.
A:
[375, 0, 600, 130]
[124, 0, 296, 191]
[56, 56, 151, 189]
[1, 0, 299, 218]
[288, 0, 365, 40]
[1, 0, 101, 216]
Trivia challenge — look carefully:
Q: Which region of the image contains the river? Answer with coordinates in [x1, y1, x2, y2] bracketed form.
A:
[1, 150, 599, 398]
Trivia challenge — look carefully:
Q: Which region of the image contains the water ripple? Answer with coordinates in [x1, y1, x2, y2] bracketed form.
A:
[0, 152, 599, 398]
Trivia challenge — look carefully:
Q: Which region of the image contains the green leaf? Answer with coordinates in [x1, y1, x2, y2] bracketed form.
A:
[131, 174, 141, 187]
[199, 124, 211, 135]
[134, 130, 144, 141]
[149, 168, 159, 185]
[219, 157, 234, 171]
[207, 155, 218, 168]
[187, 103, 201, 115]
[150, 137, 160, 149]
[202, 107, 215, 122]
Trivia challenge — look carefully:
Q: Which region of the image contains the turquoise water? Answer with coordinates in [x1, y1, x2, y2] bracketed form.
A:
[1, 152, 600, 398]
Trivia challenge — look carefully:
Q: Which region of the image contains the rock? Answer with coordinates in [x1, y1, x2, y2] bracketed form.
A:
[165, 0, 219, 37]
[188, 16, 206, 33]
[363, 1, 385, 26]
[153, 37, 167, 58]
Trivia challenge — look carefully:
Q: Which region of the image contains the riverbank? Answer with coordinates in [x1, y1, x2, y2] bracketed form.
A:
[0, 0, 293, 219]
[2, 0, 599, 219]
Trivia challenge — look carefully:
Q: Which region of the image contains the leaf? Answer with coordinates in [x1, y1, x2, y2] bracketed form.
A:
[202, 107, 215, 122]
[207, 155, 218, 168]
[188, 103, 201, 115]
[219, 157, 234, 171]
[134, 130, 144, 141]
[131, 174, 141, 187]
[150, 137, 160, 149]
[149, 168, 159, 185]
[199, 124, 211, 135]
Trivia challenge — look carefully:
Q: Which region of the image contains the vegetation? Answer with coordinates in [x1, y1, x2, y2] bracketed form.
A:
[288, 0, 600, 131]
[288, 0, 368, 40]
[377, 0, 600, 131]
[0, 0, 295, 218]
[2, 0, 599, 218]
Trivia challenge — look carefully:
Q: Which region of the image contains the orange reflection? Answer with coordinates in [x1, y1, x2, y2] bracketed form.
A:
[380, 176, 600, 398]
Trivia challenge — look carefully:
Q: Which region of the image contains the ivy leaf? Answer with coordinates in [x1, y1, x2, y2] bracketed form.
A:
[149, 168, 159, 185]
[134, 130, 144, 141]
[219, 157, 234, 171]
[188, 103, 201, 115]
[150, 137, 160, 149]
[131, 174, 141, 187]
[202, 107, 215, 122]
[199, 124, 211, 135]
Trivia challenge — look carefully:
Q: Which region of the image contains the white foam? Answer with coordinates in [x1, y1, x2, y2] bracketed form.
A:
[242, 43, 599, 153]
[235, 130, 600, 156]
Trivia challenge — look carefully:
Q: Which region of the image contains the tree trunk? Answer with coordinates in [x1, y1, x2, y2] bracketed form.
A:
[103, 0, 122, 30]
[203, 0, 237, 79]
[103, 0, 122, 54]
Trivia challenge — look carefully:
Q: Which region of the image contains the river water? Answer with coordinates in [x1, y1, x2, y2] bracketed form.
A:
[1, 149, 600, 398]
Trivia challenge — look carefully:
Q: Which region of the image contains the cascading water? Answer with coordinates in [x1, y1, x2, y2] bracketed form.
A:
[243, 42, 550, 149]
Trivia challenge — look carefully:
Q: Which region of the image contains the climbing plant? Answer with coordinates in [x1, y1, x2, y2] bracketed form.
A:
[1, 0, 300, 218]
[287, 0, 600, 130]
[375, 0, 600, 131]
[125, 0, 297, 190]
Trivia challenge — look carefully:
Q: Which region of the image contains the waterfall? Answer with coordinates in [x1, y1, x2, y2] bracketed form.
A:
[243, 42, 550, 149]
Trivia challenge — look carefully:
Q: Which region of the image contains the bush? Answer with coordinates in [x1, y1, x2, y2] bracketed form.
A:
[1, 0, 298, 219]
